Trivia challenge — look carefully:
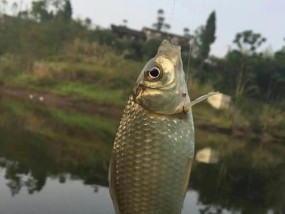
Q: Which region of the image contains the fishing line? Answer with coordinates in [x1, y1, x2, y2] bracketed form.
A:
[183, 12, 193, 108]
[181, 39, 193, 110]
[166, 0, 192, 110]
[166, 0, 176, 41]
[185, 38, 192, 89]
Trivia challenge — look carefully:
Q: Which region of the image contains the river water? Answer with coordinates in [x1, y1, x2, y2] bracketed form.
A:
[0, 97, 284, 214]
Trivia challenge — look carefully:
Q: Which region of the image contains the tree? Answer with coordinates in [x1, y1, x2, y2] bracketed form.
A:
[233, 30, 266, 55]
[84, 17, 92, 28]
[254, 55, 285, 101]
[191, 26, 204, 59]
[164, 23, 170, 32]
[212, 31, 268, 99]
[0, 0, 7, 16]
[189, 12, 216, 83]
[11, 2, 18, 16]
[198, 11, 216, 61]
[31, 0, 72, 22]
[122, 19, 128, 27]
[232, 30, 266, 98]
[152, 9, 171, 32]
[142, 39, 161, 60]
[183, 27, 190, 37]
[31, 0, 53, 22]
[61, 0, 72, 21]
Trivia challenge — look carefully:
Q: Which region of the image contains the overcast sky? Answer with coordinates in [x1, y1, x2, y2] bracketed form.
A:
[22, 0, 285, 56]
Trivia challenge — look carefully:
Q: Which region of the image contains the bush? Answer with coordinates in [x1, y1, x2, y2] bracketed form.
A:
[0, 54, 22, 75]
[259, 105, 285, 136]
[61, 39, 123, 67]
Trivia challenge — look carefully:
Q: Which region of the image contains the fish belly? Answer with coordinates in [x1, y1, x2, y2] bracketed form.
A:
[110, 100, 194, 214]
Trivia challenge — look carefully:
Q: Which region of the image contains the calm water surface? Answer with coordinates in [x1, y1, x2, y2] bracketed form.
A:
[0, 97, 284, 214]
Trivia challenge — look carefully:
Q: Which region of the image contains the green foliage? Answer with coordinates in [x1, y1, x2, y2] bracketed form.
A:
[31, 0, 53, 22]
[190, 11, 216, 83]
[259, 105, 285, 135]
[1, 97, 117, 141]
[0, 15, 88, 66]
[233, 30, 266, 54]
[142, 39, 161, 60]
[90, 27, 117, 46]
[0, 54, 23, 77]
[31, 0, 73, 22]
[198, 11, 216, 60]
[54, 83, 126, 105]
[61, 39, 124, 66]
[213, 51, 259, 98]
[152, 9, 170, 32]
[211, 43, 285, 102]
[0, 1, 284, 139]
[60, 0, 72, 21]
[47, 107, 117, 134]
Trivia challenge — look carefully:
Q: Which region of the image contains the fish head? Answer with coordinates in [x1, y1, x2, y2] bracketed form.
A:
[133, 39, 190, 115]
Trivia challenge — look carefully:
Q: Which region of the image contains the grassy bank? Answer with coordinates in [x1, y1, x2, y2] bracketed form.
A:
[0, 49, 284, 141]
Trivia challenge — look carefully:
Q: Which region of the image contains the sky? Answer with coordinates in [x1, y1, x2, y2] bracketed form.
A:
[21, 0, 285, 56]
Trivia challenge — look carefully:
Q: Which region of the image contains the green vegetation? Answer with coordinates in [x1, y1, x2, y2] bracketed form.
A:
[1, 97, 117, 136]
[47, 107, 117, 134]
[0, 0, 284, 140]
[0, 3, 284, 213]
[0, 98, 112, 195]
[54, 83, 126, 105]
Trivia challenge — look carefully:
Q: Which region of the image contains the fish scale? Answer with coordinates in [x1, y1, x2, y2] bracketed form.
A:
[110, 98, 194, 214]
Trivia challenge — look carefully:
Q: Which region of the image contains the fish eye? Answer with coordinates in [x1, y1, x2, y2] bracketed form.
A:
[146, 67, 162, 81]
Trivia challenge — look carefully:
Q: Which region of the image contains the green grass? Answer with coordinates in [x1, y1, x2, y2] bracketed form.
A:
[6, 73, 37, 87]
[5, 73, 128, 105]
[192, 102, 233, 129]
[3, 60, 140, 105]
[4, 71, 233, 131]
[3, 58, 284, 140]
[0, 98, 118, 135]
[53, 82, 126, 105]
[47, 107, 117, 134]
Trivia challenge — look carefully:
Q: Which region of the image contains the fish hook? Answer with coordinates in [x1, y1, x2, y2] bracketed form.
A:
[182, 92, 220, 114]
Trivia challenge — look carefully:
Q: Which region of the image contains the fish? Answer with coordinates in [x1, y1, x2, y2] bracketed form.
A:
[109, 39, 216, 214]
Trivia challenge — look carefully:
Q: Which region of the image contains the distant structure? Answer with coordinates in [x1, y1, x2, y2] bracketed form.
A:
[111, 25, 191, 44]
[111, 25, 145, 41]
[142, 27, 189, 44]
[207, 92, 231, 110]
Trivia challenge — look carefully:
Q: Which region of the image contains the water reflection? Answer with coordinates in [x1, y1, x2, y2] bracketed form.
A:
[192, 136, 285, 214]
[196, 147, 219, 164]
[0, 97, 284, 214]
[0, 169, 115, 214]
[0, 158, 44, 196]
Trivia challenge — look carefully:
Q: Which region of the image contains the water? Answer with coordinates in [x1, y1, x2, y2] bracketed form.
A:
[0, 97, 284, 214]
[0, 169, 233, 214]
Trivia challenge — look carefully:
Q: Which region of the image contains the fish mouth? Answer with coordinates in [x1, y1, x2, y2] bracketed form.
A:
[156, 40, 182, 66]
[132, 83, 144, 101]
[158, 40, 181, 55]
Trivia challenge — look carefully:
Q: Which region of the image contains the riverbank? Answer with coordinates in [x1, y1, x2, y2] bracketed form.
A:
[1, 85, 282, 142]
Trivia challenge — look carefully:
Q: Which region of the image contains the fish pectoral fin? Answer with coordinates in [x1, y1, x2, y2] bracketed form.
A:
[183, 91, 219, 112]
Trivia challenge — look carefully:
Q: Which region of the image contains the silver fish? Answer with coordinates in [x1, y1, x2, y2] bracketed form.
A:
[109, 39, 215, 214]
